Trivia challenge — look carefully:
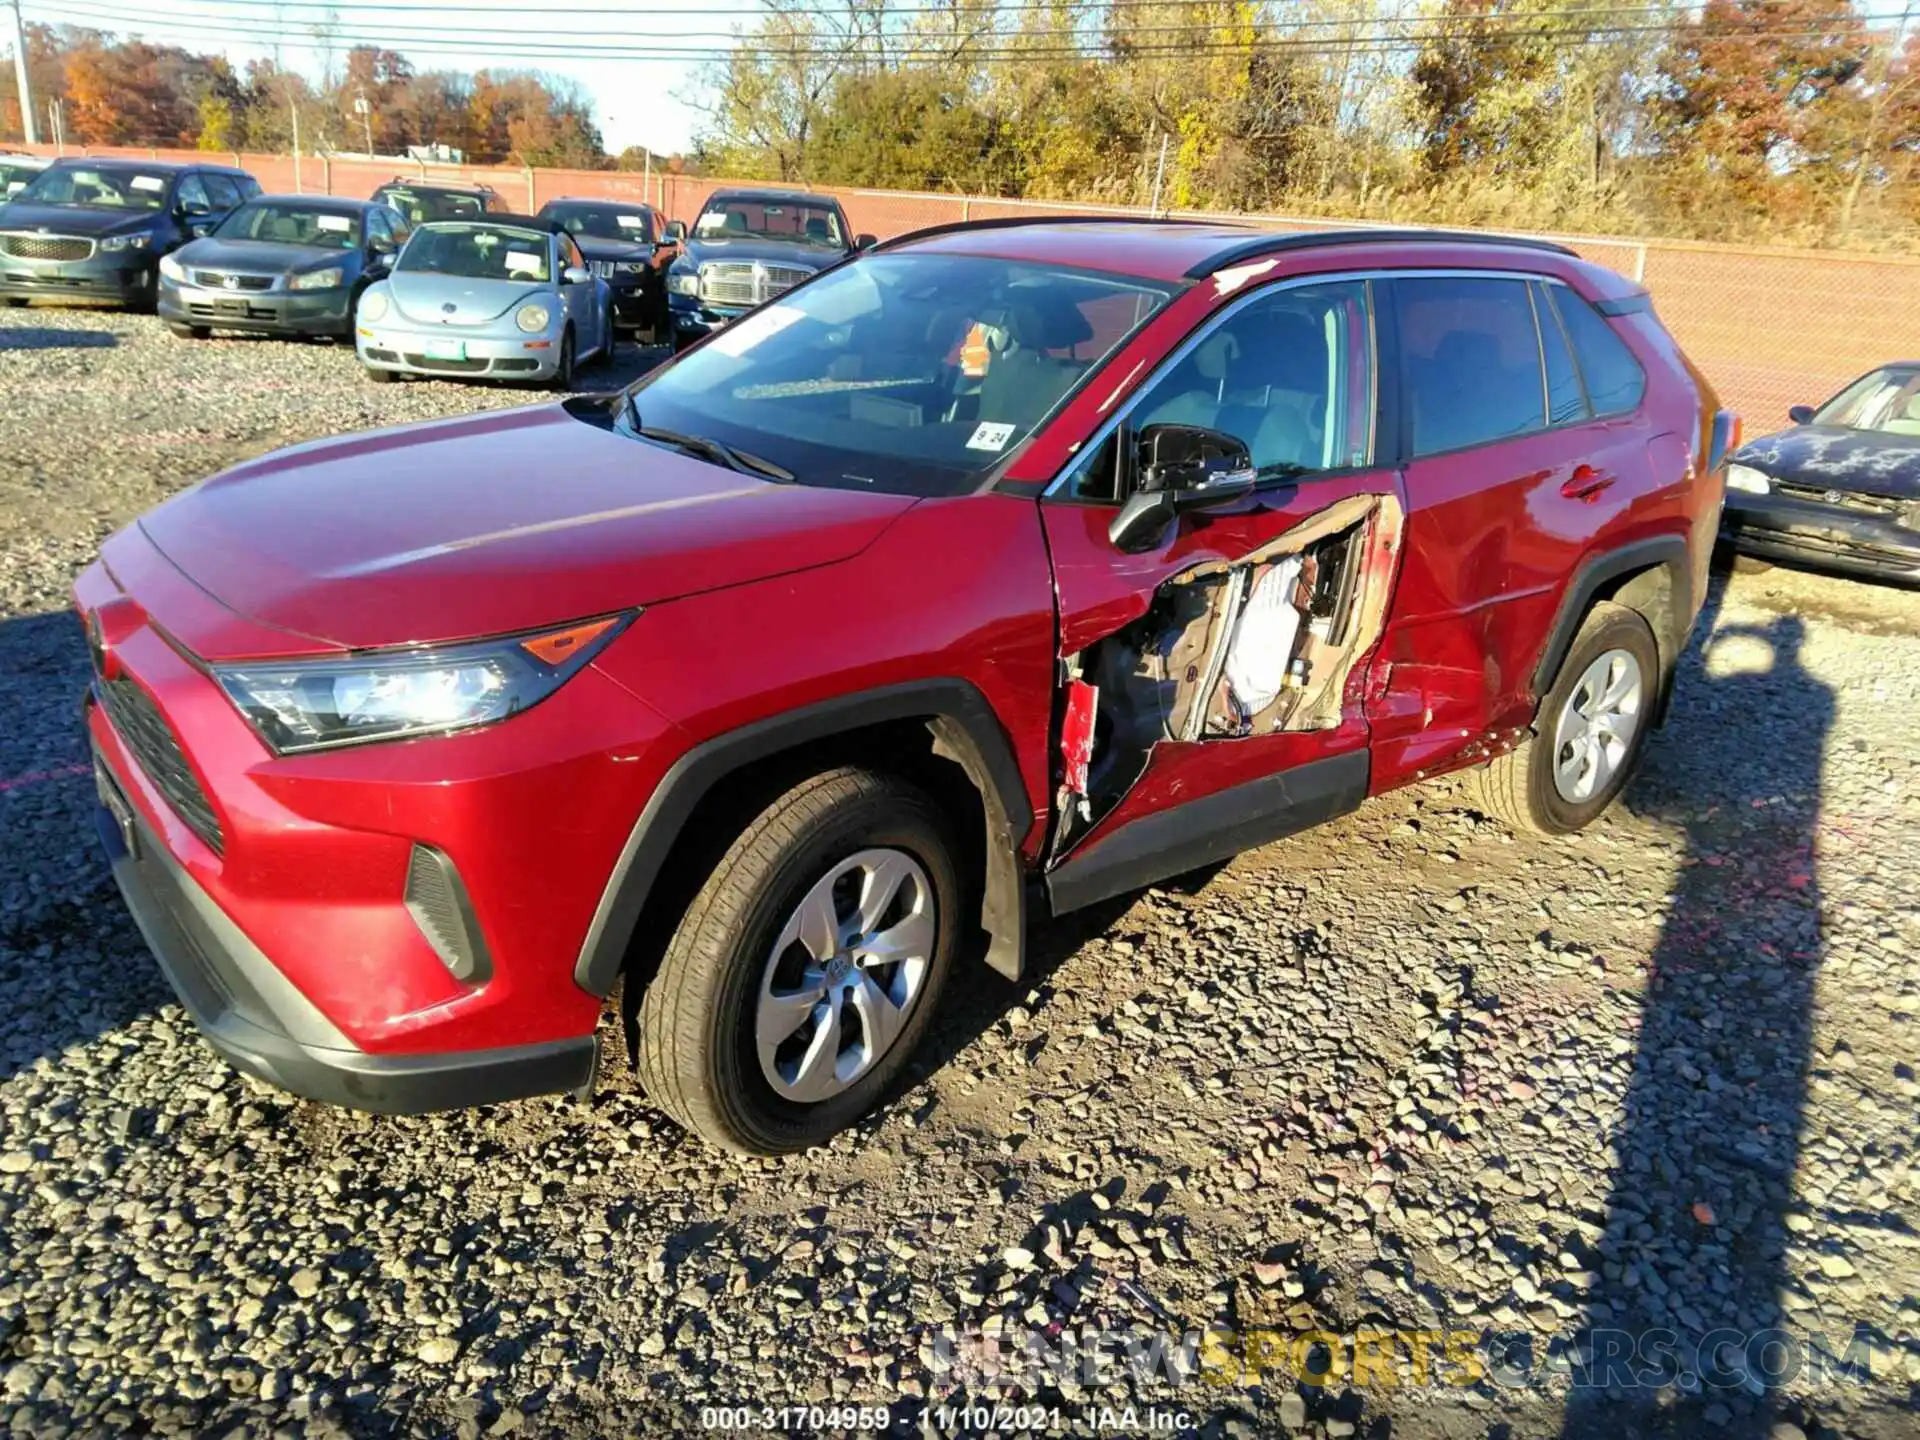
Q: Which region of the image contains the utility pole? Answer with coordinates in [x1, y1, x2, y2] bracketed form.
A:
[354, 88, 373, 158]
[6, 0, 38, 146]
[1147, 132, 1169, 216]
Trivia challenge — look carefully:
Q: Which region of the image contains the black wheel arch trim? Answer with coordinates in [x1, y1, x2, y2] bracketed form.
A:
[1532, 534, 1694, 724]
[573, 678, 1035, 997]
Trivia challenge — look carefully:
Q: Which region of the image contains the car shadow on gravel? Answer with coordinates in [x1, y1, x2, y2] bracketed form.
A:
[0, 326, 118, 351]
[0, 609, 171, 1084]
[1563, 581, 1839, 1438]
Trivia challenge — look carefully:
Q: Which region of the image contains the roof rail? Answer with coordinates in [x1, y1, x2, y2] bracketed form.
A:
[1187, 227, 1576, 277]
[873, 212, 1238, 254]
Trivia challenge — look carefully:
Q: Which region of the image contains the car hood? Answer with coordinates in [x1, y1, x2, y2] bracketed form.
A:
[135, 404, 916, 657]
[0, 202, 159, 238]
[573, 236, 653, 261]
[1735, 424, 1920, 500]
[679, 236, 843, 270]
[386, 270, 547, 326]
[173, 236, 349, 276]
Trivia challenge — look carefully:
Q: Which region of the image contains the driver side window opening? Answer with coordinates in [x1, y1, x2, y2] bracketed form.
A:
[1067, 280, 1376, 503]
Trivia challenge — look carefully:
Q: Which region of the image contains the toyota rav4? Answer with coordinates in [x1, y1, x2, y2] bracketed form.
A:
[78, 221, 1734, 1155]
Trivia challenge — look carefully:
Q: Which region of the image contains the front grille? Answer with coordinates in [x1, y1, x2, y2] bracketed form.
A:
[403, 353, 489, 373]
[95, 677, 225, 856]
[1773, 479, 1901, 517]
[589, 260, 616, 279]
[1, 233, 94, 262]
[697, 261, 810, 307]
[192, 271, 275, 291]
[187, 302, 277, 321]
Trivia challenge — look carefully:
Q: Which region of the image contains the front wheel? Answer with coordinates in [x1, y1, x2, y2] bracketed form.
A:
[549, 327, 576, 390]
[363, 364, 396, 384]
[636, 767, 960, 1155]
[1468, 601, 1659, 835]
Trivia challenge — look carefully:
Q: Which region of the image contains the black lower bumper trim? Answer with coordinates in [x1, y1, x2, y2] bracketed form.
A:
[94, 776, 595, 1115]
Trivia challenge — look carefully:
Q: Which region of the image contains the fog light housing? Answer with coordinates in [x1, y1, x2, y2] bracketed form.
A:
[404, 843, 491, 984]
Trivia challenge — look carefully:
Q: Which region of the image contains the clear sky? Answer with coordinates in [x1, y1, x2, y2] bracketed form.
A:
[20, 0, 767, 154]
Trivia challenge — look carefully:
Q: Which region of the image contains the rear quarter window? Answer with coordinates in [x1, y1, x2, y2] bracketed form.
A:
[1551, 289, 1647, 416]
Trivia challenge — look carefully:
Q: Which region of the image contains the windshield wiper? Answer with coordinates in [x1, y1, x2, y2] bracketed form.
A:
[622, 400, 795, 482]
[1255, 461, 1310, 483]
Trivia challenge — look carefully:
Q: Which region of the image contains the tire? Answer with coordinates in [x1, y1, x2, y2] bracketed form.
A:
[166, 322, 211, 340]
[591, 309, 614, 366]
[2, 298, 27, 309]
[550, 327, 576, 390]
[364, 364, 395, 384]
[1468, 601, 1659, 836]
[636, 767, 961, 1155]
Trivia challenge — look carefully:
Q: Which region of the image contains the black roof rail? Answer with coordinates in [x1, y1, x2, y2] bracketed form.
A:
[1186, 227, 1577, 277]
[873, 212, 1238, 255]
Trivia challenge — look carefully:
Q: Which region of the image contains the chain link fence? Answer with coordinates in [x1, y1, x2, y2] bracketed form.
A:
[21, 143, 1920, 432]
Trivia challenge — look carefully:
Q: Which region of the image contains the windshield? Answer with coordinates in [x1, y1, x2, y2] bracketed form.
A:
[379, 187, 487, 224]
[216, 202, 362, 250]
[623, 253, 1173, 495]
[0, 161, 42, 198]
[693, 198, 844, 248]
[16, 166, 170, 211]
[1814, 366, 1920, 434]
[545, 203, 654, 243]
[397, 223, 550, 282]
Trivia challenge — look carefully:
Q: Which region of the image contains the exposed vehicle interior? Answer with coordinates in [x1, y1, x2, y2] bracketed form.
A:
[693, 199, 846, 247]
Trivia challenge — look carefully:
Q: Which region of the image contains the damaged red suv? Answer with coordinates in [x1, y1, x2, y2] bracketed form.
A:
[79, 221, 1735, 1154]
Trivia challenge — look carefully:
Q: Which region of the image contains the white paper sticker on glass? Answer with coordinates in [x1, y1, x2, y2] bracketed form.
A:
[967, 421, 1017, 452]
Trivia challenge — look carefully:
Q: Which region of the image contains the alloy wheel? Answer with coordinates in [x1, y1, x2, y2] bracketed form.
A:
[1550, 647, 1644, 803]
[754, 848, 935, 1103]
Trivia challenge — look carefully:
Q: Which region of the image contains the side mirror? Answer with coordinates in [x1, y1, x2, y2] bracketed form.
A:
[663, 220, 686, 243]
[368, 234, 395, 256]
[1107, 424, 1257, 552]
[562, 265, 592, 286]
[854, 233, 878, 251]
[1787, 403, 1816, 425]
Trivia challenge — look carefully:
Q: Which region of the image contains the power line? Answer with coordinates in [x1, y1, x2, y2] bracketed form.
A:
[31, 0, 1897, 61]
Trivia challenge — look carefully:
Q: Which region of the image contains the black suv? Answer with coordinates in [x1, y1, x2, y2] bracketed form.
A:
[665, 187, 874, 351]
[0, 159, 259, 311]
[537, 196, 685, 341]
[368, 180, 503, 226]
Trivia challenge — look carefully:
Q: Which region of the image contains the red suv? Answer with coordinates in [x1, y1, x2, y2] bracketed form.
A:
[78, 222, 1734, 1154]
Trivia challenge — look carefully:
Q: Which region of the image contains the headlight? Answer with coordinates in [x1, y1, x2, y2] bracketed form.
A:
[99, 233, 150, 253]
[668, 270, 699, 296]
[158, 253, 186, 282]
[515, 302, 553, 333]
[290, 266, 345, 291]
[1726, 464, 1771, 494]
[213, 614, 633, 753]
[358, 288, 388, 323]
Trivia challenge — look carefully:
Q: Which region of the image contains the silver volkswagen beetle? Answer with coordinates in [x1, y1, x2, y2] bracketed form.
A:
[355, 214, 613, 387]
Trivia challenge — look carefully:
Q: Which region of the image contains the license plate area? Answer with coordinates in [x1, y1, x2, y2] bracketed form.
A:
[95, 759, 140, 860]
[424, 339, 468, 361]
[214, 298, 249, 317]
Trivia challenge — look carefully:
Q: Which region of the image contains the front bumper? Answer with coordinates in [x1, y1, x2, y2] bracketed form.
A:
[1721, 491, 1920, 583]
[1, 249, 152, 306]
[93, 759, 595, 1114]
[160, 278, 353, 336]
[357, 321, 562, 380]
[667, 293, 751, 342]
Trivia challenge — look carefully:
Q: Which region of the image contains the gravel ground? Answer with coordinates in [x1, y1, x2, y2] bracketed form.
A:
[2, 308, 1918, 1439]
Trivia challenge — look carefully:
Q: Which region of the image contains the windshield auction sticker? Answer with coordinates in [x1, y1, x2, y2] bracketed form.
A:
[967, 421, 1016, 451]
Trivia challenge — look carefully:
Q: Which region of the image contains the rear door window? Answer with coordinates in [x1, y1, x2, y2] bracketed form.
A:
[1534, 282, 1590, 426]
[1550, 288, 1647, 416]
[1392, 276, 1546, 458]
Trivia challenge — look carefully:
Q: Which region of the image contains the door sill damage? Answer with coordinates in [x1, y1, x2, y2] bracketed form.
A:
[1054, 492, 1404, 853]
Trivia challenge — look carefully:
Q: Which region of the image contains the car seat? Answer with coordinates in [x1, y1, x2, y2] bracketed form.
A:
[1411, 329, 1507, 455]
[722, 211, 750, 235]
[975, 294, 1097, 430]
[1137, 330, 1241, 435]
[1880, 391, 1920, 436]
[804, 217, 831, 242]
[1243, 312, 1333, 471]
